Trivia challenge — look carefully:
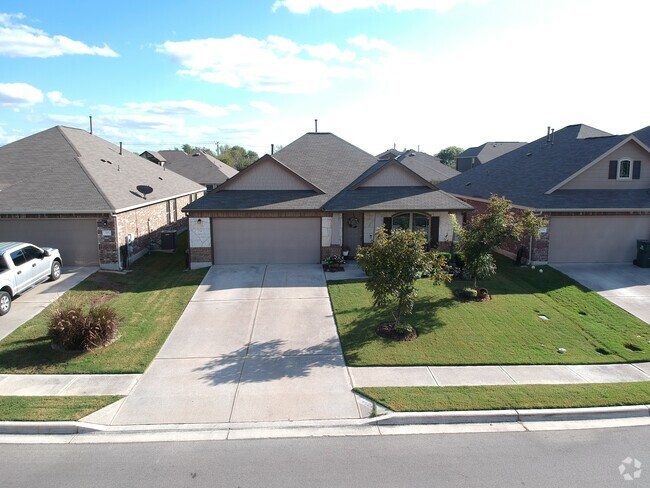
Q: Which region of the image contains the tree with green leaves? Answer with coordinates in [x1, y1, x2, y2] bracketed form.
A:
[179, 144, 217, 158]
[217, 144, 259, 170]
[356, 227, 452, 335]
[436, 146, 464, 167]
[452, 195, 547, 289]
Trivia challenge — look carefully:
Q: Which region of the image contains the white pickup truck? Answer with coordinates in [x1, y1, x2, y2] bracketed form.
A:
[0, 242, 62, 316]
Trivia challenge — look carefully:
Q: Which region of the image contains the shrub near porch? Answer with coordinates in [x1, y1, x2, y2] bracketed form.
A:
[328, 255, 650, 366]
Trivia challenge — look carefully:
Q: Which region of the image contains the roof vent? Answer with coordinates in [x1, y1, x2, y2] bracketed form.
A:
[526, 152, 532, 157]
[465, 182, 472, 186]
[158, 176, 163, 180]
[192, 153, 200, 157]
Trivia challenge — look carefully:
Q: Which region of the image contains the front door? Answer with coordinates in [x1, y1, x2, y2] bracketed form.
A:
[342, 212, 363, 256]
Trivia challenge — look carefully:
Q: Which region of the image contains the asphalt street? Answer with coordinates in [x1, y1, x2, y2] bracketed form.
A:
[2, 426, 650, 487]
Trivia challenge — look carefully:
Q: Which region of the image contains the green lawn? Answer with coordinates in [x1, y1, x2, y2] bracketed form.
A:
[0, 396, 122, 421]
[0, 232, 208, 373]
[357, 383, 650, 412]
[329, 255, 650, 366]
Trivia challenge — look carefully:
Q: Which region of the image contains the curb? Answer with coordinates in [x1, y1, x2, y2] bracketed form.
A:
[2, 404, 650, 438]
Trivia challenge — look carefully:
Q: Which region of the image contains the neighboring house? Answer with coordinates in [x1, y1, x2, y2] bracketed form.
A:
[377, 149, 459, 183]
[438, 124, 650, 264]
[0, 126, 204, 268]
[183, 132, 472, 268]
[141, 150, 238, 191]
[456, 141, 526, 172]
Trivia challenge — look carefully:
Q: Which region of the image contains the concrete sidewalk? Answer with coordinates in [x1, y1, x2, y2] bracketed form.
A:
[349, 362, 650, 387]
[0, 374, 140, 396]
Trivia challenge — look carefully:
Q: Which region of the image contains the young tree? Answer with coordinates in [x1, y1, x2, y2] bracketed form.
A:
[356, 227, 452, 333]
[452, 195, 547, 289]
[435, 146, 464, 167]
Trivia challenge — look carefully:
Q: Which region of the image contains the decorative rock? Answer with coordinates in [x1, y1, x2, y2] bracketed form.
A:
[557, 347, 566, 354]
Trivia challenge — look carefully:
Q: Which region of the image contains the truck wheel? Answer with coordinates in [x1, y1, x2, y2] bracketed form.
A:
[0, 291, 10, 316]
[50, 261, 61, 281]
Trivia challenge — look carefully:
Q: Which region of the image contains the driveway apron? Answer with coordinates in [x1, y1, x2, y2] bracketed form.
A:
[111, 264, 360, 425]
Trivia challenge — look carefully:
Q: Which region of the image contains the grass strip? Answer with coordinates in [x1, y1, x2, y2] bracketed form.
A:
[356, 382, 650, 411]
[0, 396, 122, 421]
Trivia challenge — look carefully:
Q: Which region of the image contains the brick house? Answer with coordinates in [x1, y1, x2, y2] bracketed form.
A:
[0, 126, 204, 269]
[183, 132, 472, 268]
[439, 124, 650, 264]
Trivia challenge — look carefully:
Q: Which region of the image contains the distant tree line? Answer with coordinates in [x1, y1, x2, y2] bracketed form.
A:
[178, 143, 260, 171]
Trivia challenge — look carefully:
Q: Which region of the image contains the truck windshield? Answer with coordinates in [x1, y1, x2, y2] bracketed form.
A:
[0, 256, 7, 271]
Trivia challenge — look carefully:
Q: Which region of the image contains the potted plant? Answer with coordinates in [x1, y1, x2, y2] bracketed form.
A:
[342, 245, 350, 258]
[323, 255, 345, 272]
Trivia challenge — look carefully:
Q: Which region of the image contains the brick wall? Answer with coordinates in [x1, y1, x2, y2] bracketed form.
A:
[97, 216, 118, 267]
[111, 194, 193, 267]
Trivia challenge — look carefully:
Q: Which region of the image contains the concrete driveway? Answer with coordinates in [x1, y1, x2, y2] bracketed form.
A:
[111, 264, 360, 425]
[0, 266, 97, 341]
[552, 263, 650, 324]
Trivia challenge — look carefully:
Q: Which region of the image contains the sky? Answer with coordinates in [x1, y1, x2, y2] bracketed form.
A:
[1, 0, 650, 156]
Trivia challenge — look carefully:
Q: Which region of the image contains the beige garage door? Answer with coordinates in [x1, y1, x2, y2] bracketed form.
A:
[0, 219, 99, 265]
[548, 215, 650, 263]
[212, 217, 321, 264]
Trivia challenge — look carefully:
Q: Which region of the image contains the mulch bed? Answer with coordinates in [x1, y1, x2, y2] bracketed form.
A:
[453, 288, 491, 302]
[376, 322, 418, 341]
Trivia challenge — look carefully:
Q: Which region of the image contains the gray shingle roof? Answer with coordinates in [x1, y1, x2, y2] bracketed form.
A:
[154, 150, 237, 187]
[438, 124, 650, 210]
[457, 141, 527, 164]
[184, 132, 470, 213]
[397, 150, 459, 181]
[0, 126, 204, 214]
[323, 187, 472, 211]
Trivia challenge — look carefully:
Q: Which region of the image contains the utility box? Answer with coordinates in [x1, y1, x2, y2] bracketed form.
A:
[634, 240, 650, 268]
[160, 230, 177, 251]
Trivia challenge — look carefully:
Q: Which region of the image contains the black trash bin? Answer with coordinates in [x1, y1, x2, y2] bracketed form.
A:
[160, 230, 177, 251]
[634, 240, 650, 268]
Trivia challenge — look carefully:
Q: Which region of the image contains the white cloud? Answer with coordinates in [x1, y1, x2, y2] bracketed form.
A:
[250, 101, 278, 114]
[347, 34, 396, 53]
[0, 12, 118, 58]
[157, 34, 368, 94]
[0, 82, 43, 107]
[46, 90, 83, 107]
[303, 43, 356, 62]
[123, 100, 229, 118]
[272, 0, 479, 14]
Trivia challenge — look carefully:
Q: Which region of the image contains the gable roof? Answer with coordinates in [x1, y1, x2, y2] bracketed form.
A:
[0, 126, 204, 214]
[438, 124, 650, 210]
[154, 150, 238, 186]
[185, 132, 471, 213]
[377, 149, 459, 181]
[397, 150, 459, 181]
[457, 142, 527, 164]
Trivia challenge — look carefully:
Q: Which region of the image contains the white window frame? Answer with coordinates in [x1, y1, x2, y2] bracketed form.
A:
[617, 159, 632, 180]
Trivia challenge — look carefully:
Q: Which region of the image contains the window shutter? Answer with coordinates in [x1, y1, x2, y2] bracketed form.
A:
[430, 217, 440, 247]
[608, 160, 618, 179]
[632, 160, 641, 179]
[383, 217, 392, 234]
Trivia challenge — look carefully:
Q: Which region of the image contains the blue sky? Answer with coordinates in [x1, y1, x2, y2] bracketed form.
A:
[1, 0, 649, 156]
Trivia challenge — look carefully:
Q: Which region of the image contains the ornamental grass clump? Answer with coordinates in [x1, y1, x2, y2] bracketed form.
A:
[49, 300, 120, 351]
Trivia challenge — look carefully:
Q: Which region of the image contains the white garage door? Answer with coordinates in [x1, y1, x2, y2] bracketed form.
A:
[0, 219, 99, 265]
[548, 215, 650, 263]
[212, 217, 321, 264]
